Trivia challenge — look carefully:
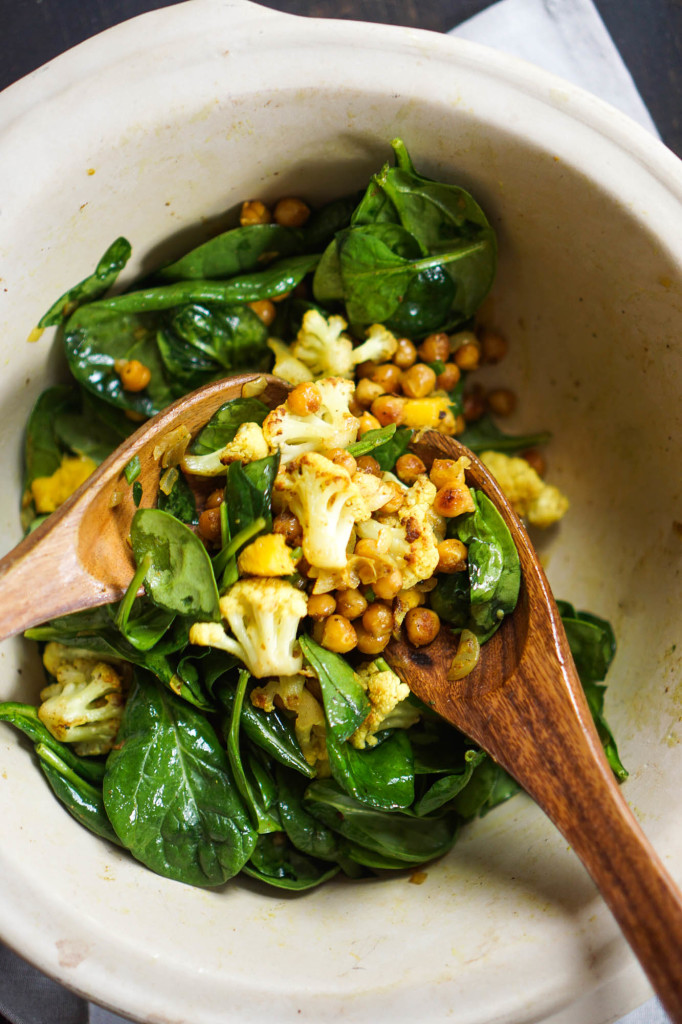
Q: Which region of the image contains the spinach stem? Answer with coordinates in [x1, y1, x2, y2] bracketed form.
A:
[115, 551, 152, 634]
[35, 742, 103, 800]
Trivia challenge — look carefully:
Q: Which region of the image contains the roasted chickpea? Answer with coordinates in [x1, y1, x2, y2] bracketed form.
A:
[436, 362, 461, 391]
[487, 388, 517, 417]
[355, 360, 378, 380]
[479, 328, 508, 364]
[433, 486, 474, 518]
[429, 458, 463, 490]
[453, 342, 481, 372]
[357, 411, 382, 436]
[328, 448, 357, 475]
[418, 332, 450, 364]
[117, 359, 151, 392]
[205, 488, 224, 510]
[273, 509, 303, 546]
[356, 455, 381, 477]
[288, 381, 321, 416]
[354, 538, 380, 559]
[335, 588, 368, 620]
[393, 337, 418, 369]
[395, 453, 426, 484]
[320, 614, 357, 653]
[400, 363, 437, 399]
[348, 396, 364, 418]
[362, 602, 393, 636]
[273, 197, 310, 227]
[437, 538, 468, 573]
[307, 593, 337, 620]
[404, 607, 441, 647]
[371, 363, 402, 394]
[355, 625, 391, 655]
[247, 299, 276, 326]
[522, 448, 547, 477]
[462, 383, 486, 422]
[355, 378, 385, 408]
[240, 199, 271, 226]
[197, 506, 222, 545]
[373, 570, 403, 601]
[370, 394, 405, 426]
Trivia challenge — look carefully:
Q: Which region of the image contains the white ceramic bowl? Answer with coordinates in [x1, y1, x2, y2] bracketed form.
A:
[1, 3, 681, 1022]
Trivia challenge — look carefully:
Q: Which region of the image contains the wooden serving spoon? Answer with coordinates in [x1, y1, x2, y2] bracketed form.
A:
[0, 372, 290, 638]
[1, 373, 681, 1016]
[386, 429, 682, 1022]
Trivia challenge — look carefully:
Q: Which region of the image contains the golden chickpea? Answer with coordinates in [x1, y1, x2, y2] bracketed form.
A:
[320, 614, 357, 654]
[355, 360, 378, 380]
[356, 455, 381, 477]
[479, 328, 508, 364]
[370, 394, 405, 426]
[355, 378, 385, 408]
[373, 570, 404, 601]
[433, 486, 474, 518]
[328, 448, 357, 475]
[362, 602, 393, 636]
[307, 593, 337, 620]
[348, 396, 364, 418]
[117, 359, 151, 392]
[197, 506, 222, 545]
[273, 509, 303, 546]
[429, 458, 463, 489]
[357, 412, 382, 436]
[240, 199, 271, 226]
[335, 588, 368, 620]
[354, 538, 380, 559]
[355, 625, 391, 655]
[487, 388, 517, 417]
[205, 488, 224, 510]
[247, 299, 276, 326]
[395, 453, 426, 485]
[418, 332, 450, 364]
[393, 337, 418, 369]
[463, 383, 486, 422]
[436, 362, 461, 391]
[273, 197, 311, 228]
[522, 448, 547, 477]
[454, 342, 481, 372]
[288, 381, 321, 416]
[437, 538, 468, 573]
[400, 363, 437, 399]
[371, 363, 402, 394]
[405, 607, 441, 647]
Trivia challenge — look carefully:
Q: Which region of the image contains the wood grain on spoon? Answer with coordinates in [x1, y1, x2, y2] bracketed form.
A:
[0, 373, 290, 638]
[387, 430, 682, 1022]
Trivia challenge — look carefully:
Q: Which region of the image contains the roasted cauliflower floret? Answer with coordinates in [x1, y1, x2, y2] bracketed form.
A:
[480, 450, 569, 527]
[250, 674, 328, 768]
[350, 660, 417, 749]
[237, 533, 298, 577]
[267, 337, 314, 386]
[356, 474, 446, 589]
[31, 455, 97, 514]
[38, 642, 128, 756]
[290, 310, 399, 380]
[262, 377, 358, 463]
[276, 452, 371, 570]
[181, 421, 268, 476]
[189, 578, 307, 678]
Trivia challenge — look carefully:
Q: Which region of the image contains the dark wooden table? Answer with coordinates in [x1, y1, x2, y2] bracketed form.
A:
[2, 0, 681, 158]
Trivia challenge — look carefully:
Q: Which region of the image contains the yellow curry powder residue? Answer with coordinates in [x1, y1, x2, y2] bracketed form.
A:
[31, 455, 97, 513]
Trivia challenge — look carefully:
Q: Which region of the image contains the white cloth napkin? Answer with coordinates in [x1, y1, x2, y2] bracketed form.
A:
[450, 5, 667, 1023]
[0, 3, 666, 1024]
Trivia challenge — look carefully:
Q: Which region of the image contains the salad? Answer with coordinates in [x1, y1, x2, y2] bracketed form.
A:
[0, 140, 625, 890]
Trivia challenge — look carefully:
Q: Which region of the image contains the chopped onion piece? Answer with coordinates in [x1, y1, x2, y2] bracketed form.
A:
[447, 629, 480, 681]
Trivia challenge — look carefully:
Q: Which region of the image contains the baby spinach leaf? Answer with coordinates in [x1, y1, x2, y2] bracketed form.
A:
[166, 303, 269, 372]
[36, 743, 121, 846]
[131, 508, 220, 620]
[104, 673, 257, 886]
[325, 727, 415, 811]
[455, 490, 521, 640]
[0, 702, 106, 785]
[243, 833, 340, 891]
[451, 756, 520, 819]
[55, 388, 138, 464]
[225, 454, 279, 537]
[157, 471, 197, 524]
[347, 424, 396, 457]
[39, 237, 132, 327]
[219, 686, 315, 778]
[275, 766, 341, 859]
[157, 224, 305, 281]
[370, 425, 414, 471]
[305, 779, 458, 865]
[190, 397, 269, 455]
[226, 670, 282, 834]
[299, 635, 370, 742]
[458, 413, 551, 455]
[303, 193, 359, 250]
[23, 386, 77, 488]
[413, 749, 486, 817]
[429, 571, 471, 630]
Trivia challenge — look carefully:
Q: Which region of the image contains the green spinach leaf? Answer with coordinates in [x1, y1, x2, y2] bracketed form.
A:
[299, 635, 370, 742]
[39, 237, 132, 327]
[325, 727, 415, 811]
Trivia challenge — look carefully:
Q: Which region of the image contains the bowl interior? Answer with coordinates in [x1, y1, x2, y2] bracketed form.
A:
[1, 3, 681, 1022]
